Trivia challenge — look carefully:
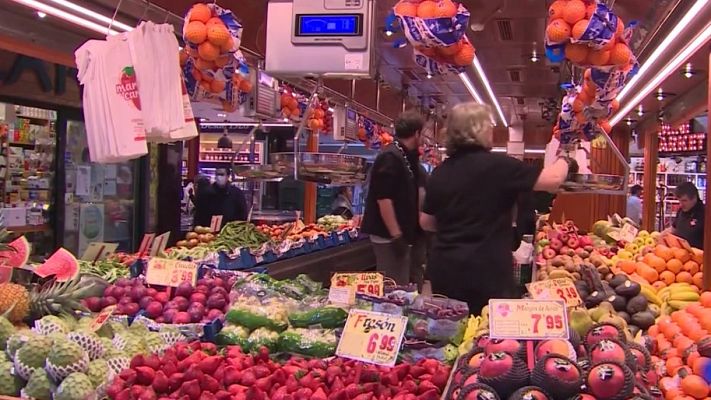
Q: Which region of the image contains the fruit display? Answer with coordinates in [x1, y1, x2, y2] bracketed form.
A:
[176, 226, 216, 249]
[0, 314, 186, 398]
[83, 276, 236, 324]
[448, 321, 658, 400]
[317, 215, 350, 233]
[79, 259, 131, 283]
[0, 278, 97, 323]
[168, 221, 271, 260]
[392, 0, 476, 74]
[0, 235, 31, 268]
[33, 248, 80, 282]
[280, 89, 303, 121]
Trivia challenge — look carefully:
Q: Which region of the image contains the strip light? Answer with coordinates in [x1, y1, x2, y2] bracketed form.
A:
[491, 147, 546, 154]
[610, 23, 711, 126]
[11, 0, 120, 35]
[473, 57, 508, 127]
[200, 122, 296, 128]
[48, 0, 134, 32]
[617, 0, 709, 102]
[458, 72, 499, 126]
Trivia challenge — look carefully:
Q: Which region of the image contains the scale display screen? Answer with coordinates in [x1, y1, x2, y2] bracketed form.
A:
[295, 14, 363, 37]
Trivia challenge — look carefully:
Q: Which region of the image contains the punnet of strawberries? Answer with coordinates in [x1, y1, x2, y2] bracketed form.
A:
[108, 341, 452, 400]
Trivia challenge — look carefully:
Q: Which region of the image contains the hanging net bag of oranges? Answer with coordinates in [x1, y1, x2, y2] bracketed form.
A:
[181, 2, 252, 113]
[391, 0, 475, 76]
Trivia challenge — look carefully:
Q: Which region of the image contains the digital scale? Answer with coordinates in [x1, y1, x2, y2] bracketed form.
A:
[265, 0, 375, 78]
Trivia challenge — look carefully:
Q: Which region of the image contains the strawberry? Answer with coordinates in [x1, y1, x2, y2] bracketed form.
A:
[245, 387, 266, 400]
[421, 359, 440, 374]
[326, 366, 343, 384]
[168, 373, 185, 391]
[198, 356, 222, 375]
[201, 376, 221, 393]
[331, 377, 345, 392]
[180, 380, 201, 400]
[393, 364, 410, 380]
[251, 366, 270, 379]
[418, 381, 439, 395]
[131, 385, 147, 398]
[131, 354, 147, 369]
[328, 389, 348, 400]
[282, 366, 305, 376]
[361, 370, 380, 383]
[312, 388, 328, 400]
[226, 346, 243, 359]
[256, 346, 270, 363]
[119, 369, 137, 385]
[401, 380, 417, 394]
[294, 388, 313, 400]
[116, 388, 131, 400]
[227, 385, 248, 395]
[184, 365, 205, 382]
[116, 66, 142, 110]
[409, 366, 426, 378]
[201, 342, 218, 354]
[345, 383, 363, 399]
[285, 375, 299, 393]
[254, 377, 272, 392]
[308, 359, 327, 370]
[381, 372, 399, 387]
[162, 361, 178, 377]
[223, 366, 242, 386]
[416, 389, 438, 400]
[215, 391, 231, 400]
[232, 393, 246, 400]
[272, 387, 288, 400]
[429, 369, 448, 390]
[199, 393, 216, 400]
[153, 371, 171, 394]
[240, 370, 256, 386]
[136, 366, 157, 385]
[107, 383, 125, 399]
[352, 394, 373, 400]
[145, 354, 162, 370]
[189, 341, 202, 352]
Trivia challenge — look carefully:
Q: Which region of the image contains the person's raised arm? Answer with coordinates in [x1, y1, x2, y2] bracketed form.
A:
[533, 157, 576, 193]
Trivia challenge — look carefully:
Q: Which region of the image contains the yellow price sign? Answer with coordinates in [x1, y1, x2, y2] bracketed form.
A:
[331, 272, 384, 297]
[527, 278, 582, 308]
[489, 299, 569, 340]
[81, 242, 119, 263]
[336, 309, 407, 367]
[145, 258, 198, 287]
[89, 305, 116, 332]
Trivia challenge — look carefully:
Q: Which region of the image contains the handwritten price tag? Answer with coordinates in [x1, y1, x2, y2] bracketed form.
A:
[145, 258, 198, 287]
[331, 272, 384, 297]
[138, 233, 156, 256]
[149, 232, 171, 257]
[210, 215, 223, 233]
[328, 286, 356, 305]
[527, 278, 582, 308]
[336, 309, 407, 367]
[89, 305, 116, 332]
[488, 299, 569, 340]
[620, 223, 639, 243]
[80, 242, 119, 263]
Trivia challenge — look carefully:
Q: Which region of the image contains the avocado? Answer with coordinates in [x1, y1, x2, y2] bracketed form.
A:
[609, 274, 629, 288]
[626, 295, 649, 315]
[631, 311, 655, 330]
[617, 311, 631, 324]
[607, 294, 628, 312]
[615, 280, 642, 298]
[575, 280, 590, 294]
[585, 291, 606, 308]
[628, 324, 641, 337]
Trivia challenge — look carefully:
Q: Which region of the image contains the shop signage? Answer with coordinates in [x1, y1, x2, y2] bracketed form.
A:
[149, 232, 171, 257]
[80, 242, 119, 263]
[145, 258, 198, 287]
[336, 309, 407, 367]
[488, 299, 569, 340]
[89, 305, 116, 332]
[331, 272, 384, 297]
[328, 285, 356, 305]
[210, 215, 223, 233]
[527, 278, 582, 308]
[0, 51, 80, 107]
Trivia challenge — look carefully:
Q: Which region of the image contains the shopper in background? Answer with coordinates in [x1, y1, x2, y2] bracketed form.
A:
[191, 175, 213, 228]
[362, 110, 426, 285]
[419, 102, 576, 313]
[201, 167, 248, 228]
[331, 187, 354, 219]
[670, 182, 705, 249]
[627, 185, 643, 225]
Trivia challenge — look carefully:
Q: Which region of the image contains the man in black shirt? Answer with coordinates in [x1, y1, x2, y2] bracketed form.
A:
[196, 167, 248, 230]
[361, 110, 425, 285]
[672, 182, 705, 249]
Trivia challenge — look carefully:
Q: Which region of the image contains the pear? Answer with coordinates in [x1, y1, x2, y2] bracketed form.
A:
[589, 302, 614, 322]
[598, 312, 628, 329]
[570, 309, 594, 337]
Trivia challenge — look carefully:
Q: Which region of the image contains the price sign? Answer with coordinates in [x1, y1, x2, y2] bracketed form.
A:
[328, 285, 356, 305]
[336, 309, 407, 367]
[210, 215, 223, 233]
[89, 305, 116, 332]
[138, 233, 156, 256]
[145, 258, 198, 287]
[149, 232, 171, 257]
[527, 278, 582, 308]
[488, 299, 569, 340]
[331, 272, 383, 297]
[80, 242, 119, 263]
[620, 223, 639, 242]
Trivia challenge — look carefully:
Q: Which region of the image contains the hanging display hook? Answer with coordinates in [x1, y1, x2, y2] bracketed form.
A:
[139, 0, 150, 23]
[107, 0, 125, 35]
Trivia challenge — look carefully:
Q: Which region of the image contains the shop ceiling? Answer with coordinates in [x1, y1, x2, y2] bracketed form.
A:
[1, 0, 706, 137]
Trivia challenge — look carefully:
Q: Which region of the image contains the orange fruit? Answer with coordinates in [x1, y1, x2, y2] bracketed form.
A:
[610, 98, 620, 113]
[675, 248, 692, 263]
[618, 260, 636, 274]
[239, 79, 253, 93]
[700, 292, 711, 308]
[214, 55, 230, 68]
[207, 24, 230, 47]
[668, 259, 684, 274]
[645, 253, 667, 272]
[572, 19, 589, 40]
[281, 107, 291, 118]
[438, 41, 461, 57]
[547, 19, 572, 43]
[587, 49, 610, 65]
[599, 120, 611, 134]
[616, 16, 625, 37]
[394, 1, 418, 17]
[660, 271, 677, 285]
[453, 42, 475, 66]
[290, 108, 301, 118]
[220, 36, 235, 53]
[563, 0, 586, 24]
[198, 41, 220, 61]
[693, 273, 704, 290]
[638, 264, 659, 283]
[601, 37, 616, 51]
[584, 68, 592, 82]
[609, 43, 632, 65]
[657, 245, 675, 261]
[577, 90, 593, 105]
[572, 98, 584, 113]
[667, 356, 685, 375]
[684, 261, 700, 275]
[199, 80, 212, 91]
[677, 271, 694, 284]
[434, 0, 458, 18]
[585, 2, 596, 18]
[179, 49, 189, 67]
[574, 112, 587, 124]
[565, 43, 589, 63]
[206, 17, 224, 27]
[691, 248, 704, 264]
[190, 68, 202, 82]
[195, 58, 215, 70]
[653, 281, 668, 291]
[189, 3, 212, 24]
[549, 0, 567, 20]
[185, 21, 208, 44]
[417, 1, 438, 18]
[681, 374, 710, 399]
[583, 82, 596, 96]
[209, 79, 225, 93]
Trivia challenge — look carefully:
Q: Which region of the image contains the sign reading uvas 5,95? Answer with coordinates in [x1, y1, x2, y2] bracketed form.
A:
[336, 309, 407, 367]
[488, 299, 569, 340]
[331, 272, 384, 296]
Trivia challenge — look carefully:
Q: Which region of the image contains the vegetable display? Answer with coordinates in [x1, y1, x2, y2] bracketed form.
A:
[79, 259, 131, 283]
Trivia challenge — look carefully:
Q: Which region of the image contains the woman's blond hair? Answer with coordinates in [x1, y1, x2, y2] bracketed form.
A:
[445, 102, 494, 155]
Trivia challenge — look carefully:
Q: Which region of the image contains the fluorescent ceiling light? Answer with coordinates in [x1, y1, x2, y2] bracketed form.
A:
[47, 0, 134, 32]
[491, 147, 546, 154]
[473, 57, 509, 127]
[617, 0, 709, 102]
[11, 0, 120, 35]
[458, 72, 485, 103]
[610, 23, 711, 126]
[200, 122, 295, 128]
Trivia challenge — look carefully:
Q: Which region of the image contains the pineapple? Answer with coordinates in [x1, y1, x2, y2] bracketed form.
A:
[0, 279, 95, 323]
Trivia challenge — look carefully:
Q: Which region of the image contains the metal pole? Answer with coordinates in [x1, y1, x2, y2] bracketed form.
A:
[703, 48, 711, 290]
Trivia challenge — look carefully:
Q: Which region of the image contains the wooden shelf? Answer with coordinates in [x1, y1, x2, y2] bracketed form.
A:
[8, 224, 50, 233]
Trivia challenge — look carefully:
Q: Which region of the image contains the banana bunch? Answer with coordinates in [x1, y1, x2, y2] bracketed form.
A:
[638, 283, 663, 306]
[657, 283, 700, 313]
[458, 315, 482, 355]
